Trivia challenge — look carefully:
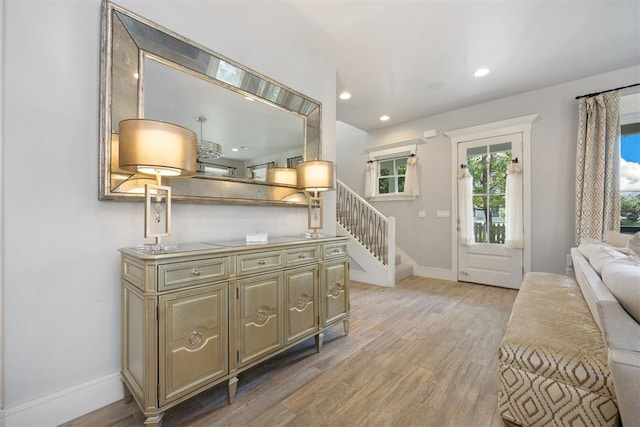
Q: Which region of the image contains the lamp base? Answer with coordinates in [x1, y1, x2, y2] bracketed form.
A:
[136, 242, 178, 254]
[304, 231, 326, 239]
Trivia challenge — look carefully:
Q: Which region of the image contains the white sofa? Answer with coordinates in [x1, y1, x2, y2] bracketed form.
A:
[571, 243, 640, 427]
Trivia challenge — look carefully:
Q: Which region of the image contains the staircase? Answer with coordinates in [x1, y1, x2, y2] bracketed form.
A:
[395, 253, 414, 282]
[336, 179, 413, 286]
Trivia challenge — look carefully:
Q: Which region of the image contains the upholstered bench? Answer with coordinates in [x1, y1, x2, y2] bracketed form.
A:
[498, 272, 619, 426]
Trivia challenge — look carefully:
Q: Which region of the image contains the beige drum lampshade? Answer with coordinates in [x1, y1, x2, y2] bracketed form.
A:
[267, 167, 298, 186]
[119, 119, 197, 177]
[296, 160, 336, 192]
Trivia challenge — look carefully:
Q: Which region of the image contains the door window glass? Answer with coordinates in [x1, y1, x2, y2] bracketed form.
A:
[467, 143, 511, 244]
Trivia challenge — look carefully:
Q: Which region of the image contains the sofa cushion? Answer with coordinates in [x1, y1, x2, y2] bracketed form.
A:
[589, 246, 627, 274]
[578, 239, 607, 260]
[627, 232, 640, 258]
[601, 257, 640, 323]
[603, 230, 633, 248]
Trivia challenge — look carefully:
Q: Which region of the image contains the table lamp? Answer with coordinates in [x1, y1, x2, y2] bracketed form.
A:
[119, 119, 197, 251]
[266, 167, 298, 187]
[296, 160, 335, 237]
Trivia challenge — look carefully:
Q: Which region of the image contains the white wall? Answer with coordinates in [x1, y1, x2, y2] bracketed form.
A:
[0, 0, 5, 412]
[337, 65, 640, 275]
[2, 0, 335, 421]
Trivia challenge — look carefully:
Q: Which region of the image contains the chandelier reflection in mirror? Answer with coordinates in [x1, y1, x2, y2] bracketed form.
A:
[196, 116, 222, 160]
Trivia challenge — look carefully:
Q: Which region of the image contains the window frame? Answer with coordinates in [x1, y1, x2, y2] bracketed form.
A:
[620, 122, 640, 234]
[366, 143, 418, 202]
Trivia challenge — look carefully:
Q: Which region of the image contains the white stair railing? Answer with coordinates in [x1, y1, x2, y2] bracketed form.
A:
[336, 179, 392, 265]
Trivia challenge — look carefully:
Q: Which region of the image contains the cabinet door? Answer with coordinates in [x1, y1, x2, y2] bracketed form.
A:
[237, 272, 283, 366]
[284, 265, 318, 344]
[158, 283, 228, 406]
[322, 260, 350, 326]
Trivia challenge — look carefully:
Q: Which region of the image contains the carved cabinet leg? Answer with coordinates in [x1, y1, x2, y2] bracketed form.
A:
[143, 413, 163, 426]
[315, 332, 324, 352]
[122, 382, 133, 403]
[343, 319, 350, 336]
[228, 376, 239, 404]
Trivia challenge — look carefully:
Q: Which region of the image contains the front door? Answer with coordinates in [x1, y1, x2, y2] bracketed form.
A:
[457, 133, 523, 289]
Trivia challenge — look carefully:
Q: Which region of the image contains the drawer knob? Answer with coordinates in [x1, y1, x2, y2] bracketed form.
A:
[258, 260, 266, 265]
[333, 249, 340, 253]
[192, 269, 201, 276]
[298, 254, 306, 259]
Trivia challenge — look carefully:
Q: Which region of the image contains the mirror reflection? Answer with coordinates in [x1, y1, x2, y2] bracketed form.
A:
[99, 1, 321, 205]
[144, 57, 304, 181]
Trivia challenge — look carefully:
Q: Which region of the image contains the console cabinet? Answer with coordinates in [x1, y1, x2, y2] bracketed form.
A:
[120, 237, 349, 426]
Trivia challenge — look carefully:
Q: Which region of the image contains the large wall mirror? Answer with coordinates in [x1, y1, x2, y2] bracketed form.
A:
[99, 0, 321, 205]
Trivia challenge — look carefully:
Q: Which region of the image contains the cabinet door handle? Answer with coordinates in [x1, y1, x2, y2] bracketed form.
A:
[192, 269, 201, 276]
[188, 331, 203, 346]
[258, 260, 266, 265]
[333, 248, 341, 253]
[298, 253, 306, 259]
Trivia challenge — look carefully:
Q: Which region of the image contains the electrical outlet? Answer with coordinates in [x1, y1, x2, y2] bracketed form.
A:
[418, 210, 426, 217]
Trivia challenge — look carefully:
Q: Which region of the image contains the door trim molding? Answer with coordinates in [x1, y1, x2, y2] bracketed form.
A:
[446, 114, 538, 285]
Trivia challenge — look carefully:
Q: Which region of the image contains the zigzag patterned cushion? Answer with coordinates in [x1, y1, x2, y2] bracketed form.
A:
[498, 272, 619, 426]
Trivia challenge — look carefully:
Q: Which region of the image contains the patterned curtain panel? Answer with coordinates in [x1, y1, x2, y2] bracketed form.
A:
[404, 155, 419, 196]
[458, 167, 475, 246]
[364, 161, 376, 198]
[505, 162, 524, 248]
[575, 92, 621, 244]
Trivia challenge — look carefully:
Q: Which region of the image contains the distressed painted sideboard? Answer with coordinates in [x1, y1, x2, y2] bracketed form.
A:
[119, 236, 350, 425]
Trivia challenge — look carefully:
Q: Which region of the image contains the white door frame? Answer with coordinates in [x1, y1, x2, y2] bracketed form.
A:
[446, 114, 538, 284]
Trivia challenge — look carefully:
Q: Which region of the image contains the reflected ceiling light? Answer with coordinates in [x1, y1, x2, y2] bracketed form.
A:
[339, 92, 352, 100]
[474, 67, 490, 77]
[245, 96, 255, 101]
[380, 115, 390, 121]
[196, 116, 222, 160]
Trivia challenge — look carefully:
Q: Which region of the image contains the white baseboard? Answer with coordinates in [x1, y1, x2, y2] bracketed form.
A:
[413, 266, 456, 281]
[1, 372, 123, 427]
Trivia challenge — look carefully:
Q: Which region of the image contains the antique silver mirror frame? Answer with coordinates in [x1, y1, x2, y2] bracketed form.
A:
[99, 0, 321, 206]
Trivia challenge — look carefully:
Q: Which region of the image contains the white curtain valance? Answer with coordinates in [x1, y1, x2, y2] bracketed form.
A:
[364, 161, 377, 198]
[458, 167, 475, 246]
[404, 155, 419, 196]
[505, 162, 523, 249]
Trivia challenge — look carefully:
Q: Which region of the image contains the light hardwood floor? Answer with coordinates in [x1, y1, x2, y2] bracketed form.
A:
[62, 276, 517, 427]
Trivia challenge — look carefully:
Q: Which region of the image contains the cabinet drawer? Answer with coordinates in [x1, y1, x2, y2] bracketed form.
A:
[284, 245, 319, 266]
[158, 257, 229, 291]
[237, 250, 284, 276]
[323, 242, 349, 260]
[122, 256, 145, 290]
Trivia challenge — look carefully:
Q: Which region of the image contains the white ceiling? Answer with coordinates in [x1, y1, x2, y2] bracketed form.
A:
[247, 0, 640, 131]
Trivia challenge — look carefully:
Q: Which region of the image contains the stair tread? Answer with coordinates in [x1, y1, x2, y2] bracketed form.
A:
[395, 263, 413, 282]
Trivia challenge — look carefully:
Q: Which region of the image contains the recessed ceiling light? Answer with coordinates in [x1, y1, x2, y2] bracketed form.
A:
[232, 148, 239, 152]
[380, 115, 390, 121]
[339, 92, 352, 100]
[474, 67, 490, 77]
